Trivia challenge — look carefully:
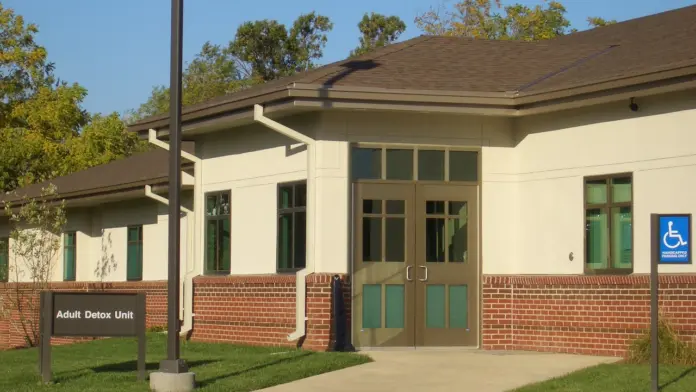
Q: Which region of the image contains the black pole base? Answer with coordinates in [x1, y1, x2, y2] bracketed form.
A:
[159, 359, 189, 373]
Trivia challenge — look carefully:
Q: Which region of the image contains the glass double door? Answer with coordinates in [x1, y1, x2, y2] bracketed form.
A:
[352, 183, 478, 348]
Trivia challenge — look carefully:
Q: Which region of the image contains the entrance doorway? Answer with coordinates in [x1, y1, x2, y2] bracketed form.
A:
[352, 183, 478, 348]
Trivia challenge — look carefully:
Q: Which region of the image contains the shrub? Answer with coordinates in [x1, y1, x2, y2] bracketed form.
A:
[146, 325, 166, 333]
[626, 317, 696, 365]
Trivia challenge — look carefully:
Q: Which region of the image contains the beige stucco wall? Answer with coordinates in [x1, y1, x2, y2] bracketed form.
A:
[198, 115, 316, 275]
[195, 110, 514, 276]
[308, 91, 696, 277]
[318, 110, 515, 275]
[10, 88, 683, 282]
[1, 193, 191, 283]
[504, 90, 696, 275]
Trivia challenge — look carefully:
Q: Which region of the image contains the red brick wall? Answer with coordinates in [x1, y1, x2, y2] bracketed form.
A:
[0, 281, 167, 349]
[482, 275, 696, 357]
[191, 273, 350, 351]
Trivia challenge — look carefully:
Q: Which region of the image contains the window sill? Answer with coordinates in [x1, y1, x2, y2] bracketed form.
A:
[584, 268, 633, 275]
[276, 269, 305, 274]
[203, 271, 231, 276]
[127, 278, 143, 282]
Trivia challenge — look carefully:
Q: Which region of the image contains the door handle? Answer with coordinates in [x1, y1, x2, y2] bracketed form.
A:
[419, 265, 428, 282]
[406, 265, 413, 281]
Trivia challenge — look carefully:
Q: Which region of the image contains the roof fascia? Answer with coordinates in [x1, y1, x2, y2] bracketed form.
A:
[134, 66, 696, 136]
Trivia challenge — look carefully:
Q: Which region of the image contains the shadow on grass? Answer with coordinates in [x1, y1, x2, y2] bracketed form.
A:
[54, 359, 221, 383]
[197, 352, 313, 388]
[660, 367, 696, 390]
[92, 359, 221, 373]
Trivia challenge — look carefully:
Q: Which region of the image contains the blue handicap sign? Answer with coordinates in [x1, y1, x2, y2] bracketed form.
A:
[659, 215, 691, 264]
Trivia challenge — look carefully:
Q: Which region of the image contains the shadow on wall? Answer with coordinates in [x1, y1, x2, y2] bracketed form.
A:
[515, 89, 696, 145]
[93, 230, 116, 287]
[197, 113, 320, 161]
[96, 200, 159, 230]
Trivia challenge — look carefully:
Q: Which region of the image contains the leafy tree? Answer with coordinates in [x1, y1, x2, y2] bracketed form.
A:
[587, 16, 617, 28]
[229, 12, 333, 81]
[0, 82, 88, 191]
[2, 184, 66, 347]
[183, 42, 247, 103]
[287, 12, 333, 72]
[135, 13, 332, 119]
[0, 4, 54, 123]
[133, 42, 247, 119]
[415, 0, 612, 40]
[66, 113, 147, 172]
[0, 4, 147, 192]
[351, 13, 406, 57]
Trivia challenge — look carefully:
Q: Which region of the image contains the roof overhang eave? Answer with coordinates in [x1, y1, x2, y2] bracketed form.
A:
[514, 64, 696, 105]
[134, 66, 696, 136]
[129, 89, 293, 134]
[0, 181, 195, 214]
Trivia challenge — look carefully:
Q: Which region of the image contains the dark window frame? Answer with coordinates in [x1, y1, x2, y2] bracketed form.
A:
[63, 231, 77, 281]
[584, 173, 633, 275]
[0, 237, 8, 283]
[277, 181, 307, 272]
[127, 225, 144, 281]
[350, 145, 480, 184]
[205, 191, 231, 275]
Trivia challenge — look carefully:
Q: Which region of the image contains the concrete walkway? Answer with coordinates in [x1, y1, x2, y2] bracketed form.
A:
[258, 350, 619, 392]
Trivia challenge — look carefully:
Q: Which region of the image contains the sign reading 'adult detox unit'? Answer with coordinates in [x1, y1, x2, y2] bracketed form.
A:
[40, 292, 147, 383]
[658, 215, 691, 264]
[52, 293, 142, 336]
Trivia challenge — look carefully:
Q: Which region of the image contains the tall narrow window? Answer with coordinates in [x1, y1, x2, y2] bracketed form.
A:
[585, 175, 632, 273]
[277, 181, 307, 271]
[127, 226, 143, 281]
[205, 191, 231, 274]
[0, 237, 8, 283]
[63, 232, 76, 281]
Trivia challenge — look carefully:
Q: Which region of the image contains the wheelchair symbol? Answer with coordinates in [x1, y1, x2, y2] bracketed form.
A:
[663, 221, 688, 249]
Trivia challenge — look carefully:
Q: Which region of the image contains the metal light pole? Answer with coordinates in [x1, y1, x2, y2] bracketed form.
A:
[160, 0, 187, 374]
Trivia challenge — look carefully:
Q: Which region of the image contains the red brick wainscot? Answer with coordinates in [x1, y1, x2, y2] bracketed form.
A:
[482, 275, 696, 357]
[0, 281, 167, 349]
[191, 273, 350, 351]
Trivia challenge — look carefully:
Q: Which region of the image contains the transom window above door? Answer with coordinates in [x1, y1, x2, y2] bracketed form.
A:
[351, 146, 478, 182]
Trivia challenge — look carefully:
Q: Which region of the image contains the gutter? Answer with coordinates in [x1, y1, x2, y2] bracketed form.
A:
[147, 129, 202, 337]
[253, 104, 315, 342]
[0, 185, 172, 215]
[130, 65, 696, 136]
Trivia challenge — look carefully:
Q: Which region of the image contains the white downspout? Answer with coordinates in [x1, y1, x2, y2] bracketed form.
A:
[148, 129, 201, 336]
[253, 104, 315, 342]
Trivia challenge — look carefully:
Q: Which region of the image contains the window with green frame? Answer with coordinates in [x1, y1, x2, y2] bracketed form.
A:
[277, 181, 306, 271]
[351, 146, 479, 182]
[0, 237, 8, 283]
[205, 191, 231, 274]
[585, 175, 632, 273]
[63, 232, 77, 281]
[127, 225, 143, 281]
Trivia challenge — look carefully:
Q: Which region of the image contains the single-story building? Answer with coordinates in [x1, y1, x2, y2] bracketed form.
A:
[2, 5, 696, 356]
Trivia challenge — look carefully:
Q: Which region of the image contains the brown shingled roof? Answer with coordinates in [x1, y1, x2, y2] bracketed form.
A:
[0, 142, 194, 205]
[128, 4, 696, 132]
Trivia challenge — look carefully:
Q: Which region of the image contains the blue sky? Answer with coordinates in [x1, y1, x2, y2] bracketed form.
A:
[4, 0, 695, 115]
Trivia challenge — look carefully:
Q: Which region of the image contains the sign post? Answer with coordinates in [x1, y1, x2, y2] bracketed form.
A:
[38, 292, 147, 383]
[650, 213, 691, 392]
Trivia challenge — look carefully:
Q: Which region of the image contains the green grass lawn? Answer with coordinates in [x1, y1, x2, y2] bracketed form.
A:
[514, 363, 696, 392]
[0, 334, 370, 392]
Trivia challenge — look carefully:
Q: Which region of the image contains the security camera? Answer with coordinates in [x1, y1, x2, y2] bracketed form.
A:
[629, 98, 639, 112]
